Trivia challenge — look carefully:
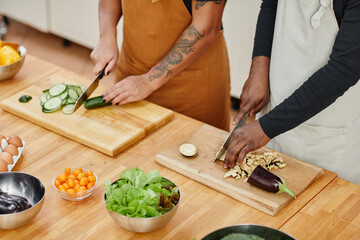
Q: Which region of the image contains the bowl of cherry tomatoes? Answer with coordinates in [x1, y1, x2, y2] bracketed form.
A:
[53, 168, 98, 201]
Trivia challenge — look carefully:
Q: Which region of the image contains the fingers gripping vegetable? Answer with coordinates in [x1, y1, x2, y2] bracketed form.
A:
[84, 96, 112, 109]
[247, 165, 296, 199]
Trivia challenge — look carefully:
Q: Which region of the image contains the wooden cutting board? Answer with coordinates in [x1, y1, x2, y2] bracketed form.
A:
[155, 124, 324, 216]
[0, 70, 174, 156]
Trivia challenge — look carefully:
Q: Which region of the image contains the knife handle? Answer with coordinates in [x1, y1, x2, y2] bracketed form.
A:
[98, 63, 109, 80]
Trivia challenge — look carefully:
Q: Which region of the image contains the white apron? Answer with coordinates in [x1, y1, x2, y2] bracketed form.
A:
[264, 0, 360, 184]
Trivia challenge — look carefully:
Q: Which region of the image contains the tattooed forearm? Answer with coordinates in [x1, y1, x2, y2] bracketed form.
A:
[195, 0, 222, 10]
[148, 25, 204, 82]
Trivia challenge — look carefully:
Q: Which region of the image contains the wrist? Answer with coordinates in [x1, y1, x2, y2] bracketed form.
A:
[249, 56, 270, 82]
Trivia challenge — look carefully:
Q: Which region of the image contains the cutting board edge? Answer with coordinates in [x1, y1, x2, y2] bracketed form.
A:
[155, 154, 281, 216]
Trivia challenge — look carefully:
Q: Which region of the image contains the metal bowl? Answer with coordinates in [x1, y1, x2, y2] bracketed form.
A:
[0, 41, 26, 81]
[0, 172, 45, 229]
[201, 224, 296, 240]
[105, 177, 180, 233]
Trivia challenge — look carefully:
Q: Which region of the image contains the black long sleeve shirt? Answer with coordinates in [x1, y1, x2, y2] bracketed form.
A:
[253, 0, 360, 138]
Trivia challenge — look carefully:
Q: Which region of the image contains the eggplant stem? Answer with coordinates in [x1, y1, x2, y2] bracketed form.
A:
[276, 177, 296, 199]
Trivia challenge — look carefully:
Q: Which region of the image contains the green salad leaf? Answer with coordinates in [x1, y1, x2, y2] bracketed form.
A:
[105, 167, 179, 218]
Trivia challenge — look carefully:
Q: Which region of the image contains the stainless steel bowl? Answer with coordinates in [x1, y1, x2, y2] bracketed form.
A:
[0, 41, 26, 81]
[105, 178, 180, 233]
[0, 172, 45, 229]
[201, 224, 296, 240]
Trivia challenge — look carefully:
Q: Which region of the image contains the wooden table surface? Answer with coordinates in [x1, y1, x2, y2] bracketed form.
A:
[0, 55, 357, 240]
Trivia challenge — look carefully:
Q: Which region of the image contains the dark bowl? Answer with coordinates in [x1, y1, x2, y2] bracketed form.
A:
[201, 224, 296, 240]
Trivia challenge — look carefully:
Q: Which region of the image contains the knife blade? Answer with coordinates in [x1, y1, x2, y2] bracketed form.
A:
[214, 115, 247, 162]
[73, 64, 108, 112]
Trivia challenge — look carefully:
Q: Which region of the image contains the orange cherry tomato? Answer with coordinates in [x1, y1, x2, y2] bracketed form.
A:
[76, 168, 83, 173]
[74, 184, 81, 192]
[66, 188, 76, 194]
[65, 168, 71, 176]
[86, 171, 93, 177]
[88, 176, 96, 182]
[62, 183, 69, 189]
[72, 170, 81, 176]
[78, 186, 87, 192]
[54, 179, 61, 187]
[66, 179, 75, 188]
[58, 185, 66, 192]
[75, 179, 80, 185]
[79, 177, 88, 186]
[86, 182, 95, 189]
[77, 173, 86, 180]
[57, 174, 67, 183]
[67, 174, 76, 180]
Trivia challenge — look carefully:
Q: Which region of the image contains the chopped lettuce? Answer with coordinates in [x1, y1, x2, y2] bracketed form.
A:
[105, 167, 179, 218]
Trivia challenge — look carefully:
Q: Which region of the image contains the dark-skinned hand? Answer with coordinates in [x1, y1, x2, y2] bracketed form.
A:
[233, 56, 270, 125]
[224, 120, 270, 169]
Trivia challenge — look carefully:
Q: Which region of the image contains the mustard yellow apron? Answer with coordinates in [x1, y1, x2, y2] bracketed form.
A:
[116, 0, 231, 130]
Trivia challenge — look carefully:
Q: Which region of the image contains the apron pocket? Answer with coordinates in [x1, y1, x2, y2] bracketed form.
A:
[272, 123, 348, 173]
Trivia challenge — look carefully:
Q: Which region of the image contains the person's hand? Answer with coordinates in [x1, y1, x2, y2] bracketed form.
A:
[223, 120, 270, 169]
[102, 73, 157, 105]
[90, 36, 119, 75]
[233, 56, 270, 124]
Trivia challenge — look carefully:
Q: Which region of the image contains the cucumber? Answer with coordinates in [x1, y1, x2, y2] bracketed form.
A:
[40, 92, 49, 106]
[59, 91, 68, 100]
[62, 104, 75, 115]
[80, 85, 87, 93]
[84, 96, 112, 109]
[76, 87, 83, 96]
[68, 88, 78, 100]
[49, 83, 67, 96]
[43, 97, 62, 111]
[19, 95, 32, 103]
[66, 98, 76, 104]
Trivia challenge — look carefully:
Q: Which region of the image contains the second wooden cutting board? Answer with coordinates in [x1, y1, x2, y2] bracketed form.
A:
[155, 124, 324, 215]
[0, 70, 174, 157]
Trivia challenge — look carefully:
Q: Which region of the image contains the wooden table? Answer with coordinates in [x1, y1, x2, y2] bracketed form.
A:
[0, 55, 357, 239]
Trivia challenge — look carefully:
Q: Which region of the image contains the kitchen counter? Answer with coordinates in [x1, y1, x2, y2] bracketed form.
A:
[0, 55, 356, 239]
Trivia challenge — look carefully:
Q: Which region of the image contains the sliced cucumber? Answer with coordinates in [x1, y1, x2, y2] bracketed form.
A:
[66, 98, 76, 104]
[59, 91, 68, 100]
[84, 96, 112, 109]
[68, 88, 78, 100]
[76, 87, 83, 96]
[43, 97, 62, 111]
[79, 85, 87, 93]
[62, 104, 75, 115]
[49, 83, 67, 96]
[40, 92, 49, 106]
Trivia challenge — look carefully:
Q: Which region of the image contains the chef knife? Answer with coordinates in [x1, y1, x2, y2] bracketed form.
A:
[214, 115, 247, 162]
[73, 64, 108, 112]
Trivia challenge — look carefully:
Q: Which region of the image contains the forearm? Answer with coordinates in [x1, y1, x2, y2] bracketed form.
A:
[98, 0, 122, 40]
[147, 0, 225, 88]
[252, 0, 278, 58]
[248, 56, 270, 81]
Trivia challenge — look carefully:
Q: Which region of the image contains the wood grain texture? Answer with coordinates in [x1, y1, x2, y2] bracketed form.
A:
[0, 70, 174, 156]
[280, 178, 360, 240]
[0, 55, 340, 239]
[155, 124, 324, 216]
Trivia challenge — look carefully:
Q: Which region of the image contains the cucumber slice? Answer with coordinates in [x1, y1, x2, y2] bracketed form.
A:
[40, 92, 49, 106]
[66, 98, 76, 104]
[79, 85, 87, 93]
[59, 91, 68, 100]
[84, 96, 112, 109]
[46, 94, 51, 100]
[68, 88, 78, 100]
[49, 83, 67, 96]
[43, 97, 62, 111]
[76, 87, 83, 96]
[61, 98, 67, 105]
[62, 104, 75, 115]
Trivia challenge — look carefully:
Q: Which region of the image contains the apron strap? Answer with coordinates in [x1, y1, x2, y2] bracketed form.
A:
[311, 0, 331, 29]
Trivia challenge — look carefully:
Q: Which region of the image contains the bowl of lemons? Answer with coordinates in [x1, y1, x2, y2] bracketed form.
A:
[0, 40, 26, 81]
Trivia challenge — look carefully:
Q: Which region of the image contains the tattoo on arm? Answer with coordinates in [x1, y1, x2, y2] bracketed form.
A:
[148, 25, 204, 82]
[195, 0, 222, 10]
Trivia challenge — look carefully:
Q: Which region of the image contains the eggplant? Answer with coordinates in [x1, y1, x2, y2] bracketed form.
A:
[247, 165, 296, 199]
[0, 191, 32, 214]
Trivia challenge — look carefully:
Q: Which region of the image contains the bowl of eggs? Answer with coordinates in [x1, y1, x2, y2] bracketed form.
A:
[0, 134, 25, 173]
[53, 168, 98, 201]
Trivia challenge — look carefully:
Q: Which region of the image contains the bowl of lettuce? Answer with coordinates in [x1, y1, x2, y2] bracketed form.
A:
[104, 167, 180, 233]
